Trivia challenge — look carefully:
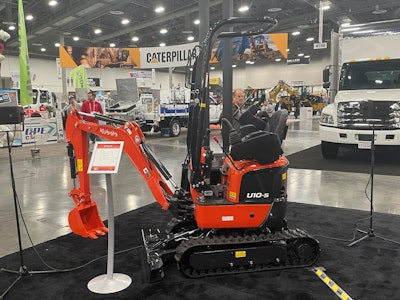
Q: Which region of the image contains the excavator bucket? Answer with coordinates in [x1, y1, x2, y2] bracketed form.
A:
[68, 202, 108, 239]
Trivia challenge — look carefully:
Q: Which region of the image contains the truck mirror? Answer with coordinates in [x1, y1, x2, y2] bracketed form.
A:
[323, 68, 330, 83]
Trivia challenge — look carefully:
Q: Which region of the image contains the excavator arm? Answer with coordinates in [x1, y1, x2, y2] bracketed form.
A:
[65, 109, 176, 238]
[268, 80, 299, 102]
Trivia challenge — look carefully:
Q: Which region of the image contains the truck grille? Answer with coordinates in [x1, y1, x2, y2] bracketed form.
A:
[337, 101, 400, 129]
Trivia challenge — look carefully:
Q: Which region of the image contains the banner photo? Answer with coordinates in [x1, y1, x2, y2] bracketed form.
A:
[59, 46, 140, 69]
[18, 0, 33, 106]
[139, 42, 198, 69]
[210, 33, 288, 63]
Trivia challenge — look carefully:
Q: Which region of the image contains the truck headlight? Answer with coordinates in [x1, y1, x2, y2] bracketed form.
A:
[320, 112, 334, 124]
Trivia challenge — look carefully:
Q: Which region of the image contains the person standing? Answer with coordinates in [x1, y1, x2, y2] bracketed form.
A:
[80, 90, 103, 142]
[232, 88, 246, 130]
[62, 95, 81, 129]
[274, 97, 288, 111]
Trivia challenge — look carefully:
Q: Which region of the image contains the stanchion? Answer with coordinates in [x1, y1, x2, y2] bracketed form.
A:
[87, 174, 132, 294]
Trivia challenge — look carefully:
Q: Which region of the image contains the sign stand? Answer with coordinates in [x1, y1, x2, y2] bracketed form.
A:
[86, 141, 132, 294]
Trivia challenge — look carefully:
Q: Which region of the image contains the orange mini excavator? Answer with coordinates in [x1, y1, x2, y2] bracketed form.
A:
[65, 17, 319, 282]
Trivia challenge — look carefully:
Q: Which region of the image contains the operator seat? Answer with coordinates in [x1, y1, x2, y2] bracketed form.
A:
[268, 109, 289, 142]
[238, 105, 289, 142]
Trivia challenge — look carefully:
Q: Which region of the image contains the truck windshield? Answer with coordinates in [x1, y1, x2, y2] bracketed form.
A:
[339, 59, 400, 90]
[31, 90, 38, 105]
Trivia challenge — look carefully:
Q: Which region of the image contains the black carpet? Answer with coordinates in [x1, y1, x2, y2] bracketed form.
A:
[1, 202, 399, 300]
[286, 144, 400, 176]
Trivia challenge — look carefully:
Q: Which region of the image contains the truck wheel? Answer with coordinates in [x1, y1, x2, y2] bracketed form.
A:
[169, 119, 181, 137]
[321, 141, 339, 159]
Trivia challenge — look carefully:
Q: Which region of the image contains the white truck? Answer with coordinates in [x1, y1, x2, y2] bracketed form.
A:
[320, 19, 400, 159]
[107, 93, 222, 137]
[22, 88, 59, 117]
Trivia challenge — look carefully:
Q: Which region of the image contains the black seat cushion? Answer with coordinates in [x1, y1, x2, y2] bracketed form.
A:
[230, 131, 283, 164]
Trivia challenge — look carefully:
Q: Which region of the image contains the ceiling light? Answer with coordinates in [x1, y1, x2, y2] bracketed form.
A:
[304, 55, 310, 58]
[155, 6, 165, 13]
[298, 53, 304, 57]
[132, 36, 139, 42]
[160, 28, 168, 34]
[159, 42, 166, 47]
[275, 58, 281, 62]
[297, 24, 311, 29]
[268, 7, 282, 12]
[372, 5, 387, 14]
[210, 66, 215, 70]
[121, 19, 130, 25]
[48, 1, 57, 6]
[55, 42, 60, 47]
[32, 43, 43, 46]
[187, 36, 194, 41]
[73, 36, 79, 41]
[306, 37, 314, 42]
[194, 19, 200, 25]
[26, 15, 33, 21]
[8, 25, 15, 30]
[110, 10, 124, 15]
[322, 5, 330, 10]
[94, 29, 102, 34]
[238, 5, 249, 12]
[292, 31, 300, 36]
[110, 43, 116, 47]
[341, 27, 360, 32]
[40, 48, 46, 52]
[232, 64, 237, 68]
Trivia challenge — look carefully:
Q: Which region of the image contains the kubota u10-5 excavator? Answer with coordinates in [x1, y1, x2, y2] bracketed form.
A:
[65, 17, 319, 282]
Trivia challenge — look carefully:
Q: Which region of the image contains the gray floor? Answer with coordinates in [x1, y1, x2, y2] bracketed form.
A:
[1, 116, 399, 258]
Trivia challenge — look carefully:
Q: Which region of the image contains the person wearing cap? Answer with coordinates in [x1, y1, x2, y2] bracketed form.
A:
[62, 95, 81, 129]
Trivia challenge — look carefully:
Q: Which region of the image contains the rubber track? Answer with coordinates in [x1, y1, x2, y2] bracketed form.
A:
[175, 228, 320, 278]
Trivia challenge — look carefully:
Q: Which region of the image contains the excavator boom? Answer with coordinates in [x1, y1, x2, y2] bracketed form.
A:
[65, 110, 175, 238]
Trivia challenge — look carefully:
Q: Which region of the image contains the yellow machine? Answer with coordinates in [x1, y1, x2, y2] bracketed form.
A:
[295, 85, 327, 115]
[268, 80, 299, 113]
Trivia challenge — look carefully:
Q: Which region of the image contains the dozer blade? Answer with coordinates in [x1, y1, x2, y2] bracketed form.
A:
[68, 202, 108, 239]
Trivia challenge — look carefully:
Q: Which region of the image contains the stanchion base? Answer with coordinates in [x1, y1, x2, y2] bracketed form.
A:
[87, 273, 132, 294]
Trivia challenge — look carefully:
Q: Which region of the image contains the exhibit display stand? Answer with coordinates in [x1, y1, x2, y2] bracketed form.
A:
[86, 141, 132, 294]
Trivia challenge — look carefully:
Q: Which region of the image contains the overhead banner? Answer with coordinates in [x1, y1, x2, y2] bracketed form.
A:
[59, 35, 287, 69]
[59, 46, 140, 69]
[139, 42, 198, 69]
[210, 33, 288, 63]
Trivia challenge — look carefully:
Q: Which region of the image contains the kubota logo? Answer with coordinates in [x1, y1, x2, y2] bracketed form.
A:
[246, 192, 269, 199]
[99, 128, 118, 137]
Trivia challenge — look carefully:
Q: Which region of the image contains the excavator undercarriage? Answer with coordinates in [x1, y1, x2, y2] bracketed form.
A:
[143, 226, 319, 282]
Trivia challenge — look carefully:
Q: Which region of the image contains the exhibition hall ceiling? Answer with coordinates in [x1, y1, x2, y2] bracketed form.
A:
[1, 0, 400, 60]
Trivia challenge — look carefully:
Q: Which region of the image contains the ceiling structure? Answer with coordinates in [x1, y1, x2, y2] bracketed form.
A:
[1, 0, 400, 62]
